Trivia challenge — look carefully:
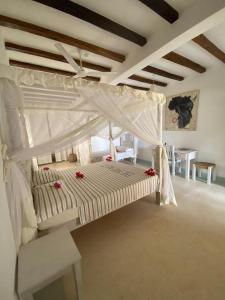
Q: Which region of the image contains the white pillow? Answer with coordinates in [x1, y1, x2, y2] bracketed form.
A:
[33, 180, 79, 225]
[32, 168, 61, 187]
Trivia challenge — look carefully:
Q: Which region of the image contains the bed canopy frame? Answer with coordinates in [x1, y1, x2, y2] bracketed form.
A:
[0, 33, 176, 249]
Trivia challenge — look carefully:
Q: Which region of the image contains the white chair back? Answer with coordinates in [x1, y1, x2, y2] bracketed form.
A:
[165, 145, 175, 161]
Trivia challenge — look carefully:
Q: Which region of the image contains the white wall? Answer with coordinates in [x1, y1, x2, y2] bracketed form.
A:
[0, 141, 18, 300]
[137, 63, 225, 177]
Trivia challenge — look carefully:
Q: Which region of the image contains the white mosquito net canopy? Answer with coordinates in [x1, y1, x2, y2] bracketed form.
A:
[0, 63, 176, 249]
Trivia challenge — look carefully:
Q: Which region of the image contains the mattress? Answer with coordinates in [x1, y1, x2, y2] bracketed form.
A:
[33, 180, 79, 230]
[60, 161, 159, 225]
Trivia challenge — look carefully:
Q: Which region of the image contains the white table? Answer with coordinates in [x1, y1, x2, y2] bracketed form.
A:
[18, 227, 82, 300]
[175, 148, 197, 180]
[152, 147, 197, 180]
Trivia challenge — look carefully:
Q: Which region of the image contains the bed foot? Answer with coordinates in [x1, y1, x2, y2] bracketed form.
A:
[156, 192, 161, 205]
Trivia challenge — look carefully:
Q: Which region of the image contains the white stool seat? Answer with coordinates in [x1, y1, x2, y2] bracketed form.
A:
[192, 162, 216, 185]
[18, 227, 82, 300]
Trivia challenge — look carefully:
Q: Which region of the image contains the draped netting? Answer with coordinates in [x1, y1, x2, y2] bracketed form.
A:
[0, 65, 176, 248]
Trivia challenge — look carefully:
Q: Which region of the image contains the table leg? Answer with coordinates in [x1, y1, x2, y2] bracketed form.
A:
[207, 166, 213, 185]
[152, 155, 155, 169]
[73, 261, 82, 300]
[185, 157, 190, 180]
[178, 162, 182, 174]
[192, 164, 196, 181]
[212, 167, 216, 181]
[172, 157, 175, 176]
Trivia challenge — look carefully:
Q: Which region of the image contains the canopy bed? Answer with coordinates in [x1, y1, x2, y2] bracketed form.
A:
[0, 35, 176, 249]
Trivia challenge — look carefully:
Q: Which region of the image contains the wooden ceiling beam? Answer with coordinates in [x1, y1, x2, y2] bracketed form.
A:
[9, 59, 100, 82]
[138, 0, 178, 23]
[5, 42, 111, 72]
[163, 51, 206, 73]
[34, 0, 147, 46]
[192, 34, 225, 64]
[0, 15, 125, 62]
[117, 83, 149, 91]
[129, 74, 167, 87]
[142, 65, 184, 81]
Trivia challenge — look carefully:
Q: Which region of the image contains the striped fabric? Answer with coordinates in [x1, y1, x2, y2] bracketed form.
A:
[33, 180, 79, 224]
[59, 161, 159, 225]
[32, 169, 61, 186]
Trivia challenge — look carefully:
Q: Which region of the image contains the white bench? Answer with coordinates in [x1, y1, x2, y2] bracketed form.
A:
[192, 162, 216, 185]
[18, 227, 82, 300]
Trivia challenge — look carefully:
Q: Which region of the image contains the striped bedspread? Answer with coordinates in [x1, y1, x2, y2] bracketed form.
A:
[59, 161, 159, 225]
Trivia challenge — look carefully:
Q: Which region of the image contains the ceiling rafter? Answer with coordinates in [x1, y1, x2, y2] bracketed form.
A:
[117, 83, 149, 91]
[0, 15, 125, 62]
[105, 0, 225, 85]
[192, 34, 225, 64]
[5, 42, 111, 72]
[129, 74, 167, 87]
[142, 65, 184, 81]
[163, 51, 206, 73]
[138, 0, 179, 23]
[34, 0, 147, 46]
[9, 59, 100, 81]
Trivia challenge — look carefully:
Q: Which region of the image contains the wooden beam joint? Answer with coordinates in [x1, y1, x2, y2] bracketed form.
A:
[143, 65, 184, 81]
[192, 34, 225, 64]
[129, 74, 167, 87]
[138, 0, 179, 23]
[163, 51, 206, 73]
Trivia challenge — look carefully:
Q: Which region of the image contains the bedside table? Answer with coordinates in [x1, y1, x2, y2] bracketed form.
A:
[17, 227, 82, 300]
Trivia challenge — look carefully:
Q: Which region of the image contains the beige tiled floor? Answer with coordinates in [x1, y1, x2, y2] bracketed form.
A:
[74, 177, 225, 300]
[36, 163, 225, 300]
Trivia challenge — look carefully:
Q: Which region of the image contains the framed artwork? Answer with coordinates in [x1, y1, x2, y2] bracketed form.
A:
[165, 89, 200, 131]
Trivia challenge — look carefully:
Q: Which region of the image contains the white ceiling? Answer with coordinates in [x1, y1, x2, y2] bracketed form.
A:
[0, 0, 225, 90]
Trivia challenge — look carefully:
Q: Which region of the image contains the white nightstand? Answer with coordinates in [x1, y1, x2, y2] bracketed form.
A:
[18, 227, 82, 300]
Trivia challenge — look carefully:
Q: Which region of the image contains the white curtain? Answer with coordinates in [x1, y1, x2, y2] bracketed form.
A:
[0, 78, 37, 249]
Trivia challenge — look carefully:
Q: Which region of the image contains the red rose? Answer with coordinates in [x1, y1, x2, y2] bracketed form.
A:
[75, 171, 84, 178]
[144, 168, 156, 176]
[106, 155, 112, 161]
[53, 181, 62, 189]
[43, 167, 49, 171]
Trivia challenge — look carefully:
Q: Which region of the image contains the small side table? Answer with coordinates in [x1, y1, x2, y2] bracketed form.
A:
[192, 162, 216, 185]
[18, 227, 82, 300]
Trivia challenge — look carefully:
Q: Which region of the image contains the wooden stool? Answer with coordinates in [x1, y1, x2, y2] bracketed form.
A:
[192, 162, 216, 184]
